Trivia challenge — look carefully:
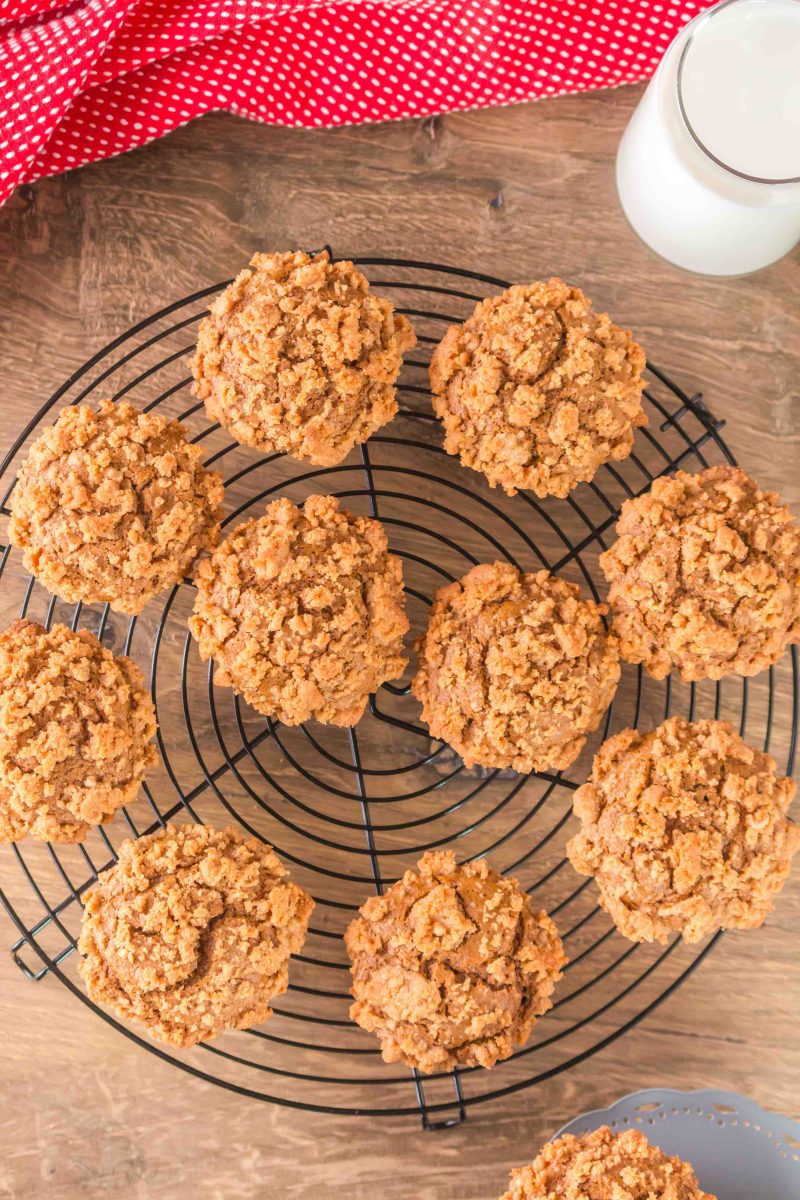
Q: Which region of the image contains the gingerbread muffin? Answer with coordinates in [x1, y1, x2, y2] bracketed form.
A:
[78, 823, 314, 1048]
[429, 278, 645, 498]
[190, 250, 416, 466]
[601, 465, 800, 681]
[568, 716, 799, 944]
[8, 400, 224, 615]
[0, 621, 157, 843]
[412, 563, 619, 774]
[189, 494, 408, 726]
[500, 1126, 715, 1200]
[346, 850, 566, 1073]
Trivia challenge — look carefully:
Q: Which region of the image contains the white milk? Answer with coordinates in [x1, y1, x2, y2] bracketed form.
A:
[616, 0, 800, 275]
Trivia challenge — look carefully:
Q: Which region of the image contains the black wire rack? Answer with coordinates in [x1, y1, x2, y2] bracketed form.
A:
[1, 257, 797, 1129]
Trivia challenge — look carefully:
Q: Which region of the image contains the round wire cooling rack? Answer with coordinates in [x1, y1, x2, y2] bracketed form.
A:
[0, 257, 797, 1129]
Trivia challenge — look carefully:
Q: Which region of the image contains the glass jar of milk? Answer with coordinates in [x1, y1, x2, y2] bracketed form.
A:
[616, 0, 800, 275]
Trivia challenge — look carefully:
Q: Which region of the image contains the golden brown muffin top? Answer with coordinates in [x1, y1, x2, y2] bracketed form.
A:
[78, 823, 314, 1048]
[345, 850, 566, 1073]
[412, 562, 620, 774]
[8, 399, 224, 615]
[568, 716, 799, 944]
[430, 278, 645, 498]
[0, 620, 157, 843]
[189, 493, 409, 726]
[500, 1126, 716, 1199]
[191, 249, 416, 466]
[601, 465, 800, 681]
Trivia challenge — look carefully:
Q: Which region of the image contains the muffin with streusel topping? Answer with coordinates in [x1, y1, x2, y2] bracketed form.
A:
[346, 850, 566, 1073]
[429, 278, 645, 497]
[79, 823, 314, 1047]
[412, 562, 620, 774]
[568, 716, 799, 944]
[8, 400, 223, 614]
[191, 249, 416, 466]
[0, 620, 157, 843]
[500, 1126, 715, 1200]
[189, 494, 408, 726]
[601, 465, 800, 681]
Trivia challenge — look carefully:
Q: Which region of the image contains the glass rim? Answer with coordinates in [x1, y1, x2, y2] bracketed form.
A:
[675, 0, 800, 186]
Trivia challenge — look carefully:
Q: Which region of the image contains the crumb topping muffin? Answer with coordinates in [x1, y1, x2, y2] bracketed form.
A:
[412, 562, 620, 774]
[78, 823, 314, 1048]
[189, 494, 409, 726]
[500, 1126, 716, 1200]
[0, 620, 157, 843]
[601, 465, 800, 681]
[191, 250, 416, 466]
[8, 400, 224, 615]
[346, 850, 566, 1073]
[568, 716, 799, 944]
[429, 278, 646, 498]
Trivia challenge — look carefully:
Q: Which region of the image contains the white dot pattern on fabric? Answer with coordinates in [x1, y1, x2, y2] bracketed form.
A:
[0, 0, 711, 203]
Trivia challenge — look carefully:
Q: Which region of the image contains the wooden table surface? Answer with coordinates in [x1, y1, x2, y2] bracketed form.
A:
[0, 86, 798, 1200]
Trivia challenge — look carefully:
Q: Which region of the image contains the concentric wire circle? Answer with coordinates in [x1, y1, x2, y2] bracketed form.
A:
[1, 259, 796, 1126]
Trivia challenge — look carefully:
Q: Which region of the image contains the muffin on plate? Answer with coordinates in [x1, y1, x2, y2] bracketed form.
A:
[500, 1125, 716, 1199]
[601, 465, 800, 681]
[429, 278, 645, 498]
[346, 850, 566, 1073]
[567, 716, 799, 944]
[412, 562, 620, 774]
[0, 620, 157, 843]
[189, 494, 409, 726]
[78, 823, 314, 1048]
[8, 400, 224, 615]
[190, 249, 416, 466]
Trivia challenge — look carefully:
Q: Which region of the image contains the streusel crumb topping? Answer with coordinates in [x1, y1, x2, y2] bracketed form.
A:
[346, 850, 566, 1073]
[568, 716, 799, 944]
[191, 249, 416, 466]
[190, 494, 408, 726]
[430, 278, 645, 497]
[79, 823, 314, 1047]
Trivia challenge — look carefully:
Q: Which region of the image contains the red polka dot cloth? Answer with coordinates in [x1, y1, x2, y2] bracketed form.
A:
[1, 0, 713, 206]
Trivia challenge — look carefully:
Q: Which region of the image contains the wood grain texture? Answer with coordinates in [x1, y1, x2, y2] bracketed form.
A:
[0, 86, 798, 1200]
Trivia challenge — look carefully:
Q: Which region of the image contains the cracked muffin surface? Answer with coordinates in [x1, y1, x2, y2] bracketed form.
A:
[78, 823, 314, 1047]
[8, 400, 224, 615]
[601, 465, 800, 681]
[568, 716, 799, 944]
[189, 493, 409, 726]
[191, 250, 416, 466]
[345, 850, 566, 1073]
[500, 1126, 716, 1200]
[0, 620, 157, 843]
[429, 278, 645, 498]
[411, 562, 620, 774]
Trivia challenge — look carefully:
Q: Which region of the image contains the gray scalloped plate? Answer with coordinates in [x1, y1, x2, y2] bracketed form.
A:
[555, 1088, 800, 1199]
